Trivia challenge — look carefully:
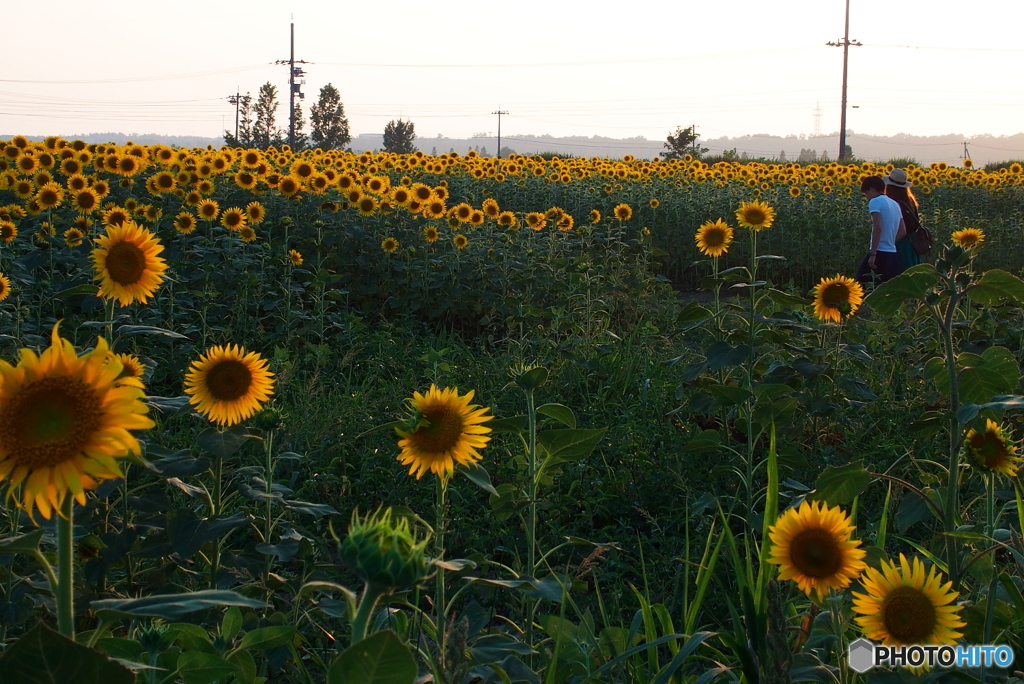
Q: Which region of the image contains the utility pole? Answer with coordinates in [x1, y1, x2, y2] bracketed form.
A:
[227, 87, 240, 141]
[828, 0, 861, 161]
[962, 140, 971, 163]
[275, 22, 307, 149]
[492, 110, 509, 158]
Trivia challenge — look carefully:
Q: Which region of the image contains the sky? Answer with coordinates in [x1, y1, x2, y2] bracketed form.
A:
[3, 0, 1022, 144]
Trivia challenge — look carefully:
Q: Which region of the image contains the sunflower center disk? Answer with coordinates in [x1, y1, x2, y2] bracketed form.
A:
[882, 586, 938, 643]
[789, 528, 844, 578]
[204, 360, 254, 402]
[106, 241, 146, 285]
[409, 406, 464, 456]
[821, 283, 850, 308]
[2, 376, 103, 468]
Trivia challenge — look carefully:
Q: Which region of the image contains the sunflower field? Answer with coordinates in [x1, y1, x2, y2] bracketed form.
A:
[3, 135, 1024, 683]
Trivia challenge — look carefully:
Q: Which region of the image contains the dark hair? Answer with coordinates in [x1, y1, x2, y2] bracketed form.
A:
[884, 184, 919, 209]
[860, 176, 885, 193]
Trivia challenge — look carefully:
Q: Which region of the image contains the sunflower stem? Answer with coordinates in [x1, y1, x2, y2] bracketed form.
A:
[525, 385, 538, 653]
[435, 475, 448, 663]
[351, 584, 386, 646]
[982, 473, 998, 677]
[56, 496, 75, 638]
[211, 453, 223, 589]
[745, 230, 758, 518]
[104, 298, 115, 346]
[940, 283, 963, 586]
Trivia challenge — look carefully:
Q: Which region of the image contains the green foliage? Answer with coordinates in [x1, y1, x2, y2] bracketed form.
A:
[327, 630, 416, 684]
[0, 623, 133, 684]
[383, 119, 416, 154]
[310, 84, 351, 151]
[660, 125, 707, 160]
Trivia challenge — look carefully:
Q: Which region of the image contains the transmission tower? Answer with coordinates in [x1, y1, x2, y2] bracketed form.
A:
[813, 101, 822, 138]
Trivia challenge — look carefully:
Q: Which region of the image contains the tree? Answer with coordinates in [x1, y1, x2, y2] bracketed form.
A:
[383, 119, 416, 154]
[290, 102, 308, 151]
[251, 82, 281, 150]
[223, 94, 254, 148]
[660, 125, 708, 160]
[310, 84, 351, 151]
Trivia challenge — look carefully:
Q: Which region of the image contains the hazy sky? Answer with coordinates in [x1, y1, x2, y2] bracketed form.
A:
[3, 0, 1021, 143]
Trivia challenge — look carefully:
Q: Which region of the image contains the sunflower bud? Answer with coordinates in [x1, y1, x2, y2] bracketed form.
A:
[338, 508, 429, 592]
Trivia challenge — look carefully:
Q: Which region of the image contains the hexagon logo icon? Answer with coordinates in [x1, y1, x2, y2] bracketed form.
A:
[848, 638, 875, 673]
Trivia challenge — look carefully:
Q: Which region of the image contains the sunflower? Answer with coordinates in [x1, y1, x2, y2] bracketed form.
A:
[245, 201, 266, 224]
[613, 203, 632, 221]
[557, 214, 574, 231]
[63, 228, 86, 247]
[694, 219, 733, 258]
[233, 171, 257, 190]
[469, 209, 485, 226]
[197, 199, 220, 221]
[112, 353, 146, 382]
[951, 227, 984, 249]
[422, 200, 446, 220]
[812, 275, 864, 323]
[71, 188, 100, 214]
[391, 187, 412, 206]
[184, 344, 274, 427]
[453, 234, 468, 249]
[289, 249, 303, 266]
[395, 385, 493, 480]
[411, 183, 434, 202]
[220, 207, 246, 231]
[278, 176, 301, 197]
[1, 221, 18, 243]
[381, 237, 400, 253]
[735, 200, 776, 231]
[0, 323, 153, 519]
[453, 203, 473, 223]
[482, 198, 500, 218]
[497, 211, 518, 229]
[852, 554, 965, 646]
[526, 212, 547, 231]
[432, 186, 449, 202]
[965, 419, 1021, 477]
[290, 160, 316, 179]
[150, 171, 177, 193]
[35, 183, 64, 210]
[423, 226, 440, 243]
[357, 196, 378, 216]
[649, 198, 660, 209]
[789, 186, 801, 197]
[590, 209, 601, 224]
[91, 220, 168, 306]
[0, 273, 9, 301]
[174, 211, 197, 235]
[767, 500, 866, 598]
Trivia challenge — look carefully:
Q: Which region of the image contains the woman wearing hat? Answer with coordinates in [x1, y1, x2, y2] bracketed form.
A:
[884, 169, 922, 270]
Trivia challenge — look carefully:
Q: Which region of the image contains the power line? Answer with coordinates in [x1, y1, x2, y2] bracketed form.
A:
[0, 64, 272, 85]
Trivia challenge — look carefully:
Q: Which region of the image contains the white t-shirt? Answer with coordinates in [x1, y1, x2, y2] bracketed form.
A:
[868, 195, 902, 253]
